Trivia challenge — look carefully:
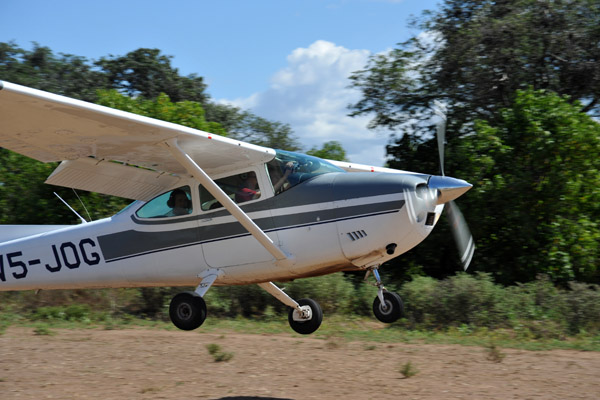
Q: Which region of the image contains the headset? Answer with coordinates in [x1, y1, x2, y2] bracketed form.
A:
[167, 188, 192, 209]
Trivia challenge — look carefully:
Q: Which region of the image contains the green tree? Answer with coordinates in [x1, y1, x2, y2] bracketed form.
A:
[349, 0, 600, 283]
[0, 41, 105, 101]
[95, 48, 208, 103]
[458, 89, 600, 283]
[350, 0, 600, 133]
[204, 103, 301, 151]
[0, 149, 128, 224]
[307, 141, 348, 161]
[95, 90, 226, 135]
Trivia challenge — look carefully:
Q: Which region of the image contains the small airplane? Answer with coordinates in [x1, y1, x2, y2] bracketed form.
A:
[0, 81, 474, 334]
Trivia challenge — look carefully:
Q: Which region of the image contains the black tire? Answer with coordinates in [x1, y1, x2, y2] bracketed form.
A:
[169, 291, 207, 331]
[373, 291, 403, 323]
[288, 298, 323, 335]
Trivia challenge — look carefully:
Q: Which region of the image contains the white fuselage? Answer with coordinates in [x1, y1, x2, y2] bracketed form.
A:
[0, 172, 441, 291]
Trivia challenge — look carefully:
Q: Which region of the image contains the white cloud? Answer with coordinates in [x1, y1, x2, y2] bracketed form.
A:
[221, 40, 391, 167]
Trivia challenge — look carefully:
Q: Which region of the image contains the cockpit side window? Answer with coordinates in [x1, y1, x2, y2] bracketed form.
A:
[267, 150, 345, 195]
[200, 170, 261, 211]
[135, 186, 193, 218]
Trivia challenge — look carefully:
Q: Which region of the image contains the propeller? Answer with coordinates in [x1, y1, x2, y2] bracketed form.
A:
[430, 101, 475, 271]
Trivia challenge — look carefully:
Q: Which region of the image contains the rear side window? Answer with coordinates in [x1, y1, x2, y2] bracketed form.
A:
[200, 171, 261, 211]
[136, 186, 193, 218]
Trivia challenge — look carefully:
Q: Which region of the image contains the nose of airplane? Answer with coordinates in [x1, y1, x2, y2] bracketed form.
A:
[428, 175, 473, 205]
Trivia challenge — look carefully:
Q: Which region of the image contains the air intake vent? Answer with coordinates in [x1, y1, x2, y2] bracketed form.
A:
[347, 230, 367, 241]
[425, 212, 436, 226]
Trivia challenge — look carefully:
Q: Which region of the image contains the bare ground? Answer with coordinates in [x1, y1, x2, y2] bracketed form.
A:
[1, 326, 599, 400]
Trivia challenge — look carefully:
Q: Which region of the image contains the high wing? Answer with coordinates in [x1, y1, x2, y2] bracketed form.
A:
[0, 81, 275, 200]
[327, 159, 418, 175]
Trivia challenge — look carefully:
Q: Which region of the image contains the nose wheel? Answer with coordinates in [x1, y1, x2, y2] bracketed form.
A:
[373, 291, 403, 323]
[365, 267, 404, 323]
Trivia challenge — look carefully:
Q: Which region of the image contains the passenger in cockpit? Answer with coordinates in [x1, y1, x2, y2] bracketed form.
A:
[235, 171, 261, 203]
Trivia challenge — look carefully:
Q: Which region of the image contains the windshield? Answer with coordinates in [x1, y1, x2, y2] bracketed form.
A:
[267, 149, 345, 194]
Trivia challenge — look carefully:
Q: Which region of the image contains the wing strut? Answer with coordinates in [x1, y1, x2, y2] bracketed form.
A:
[165, 138, 294, 266]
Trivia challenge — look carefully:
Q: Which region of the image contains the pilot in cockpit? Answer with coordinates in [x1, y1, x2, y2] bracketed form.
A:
[270, 161, 296, 194]
[235, 171, 261, 203]
[166, 189, 192, 216]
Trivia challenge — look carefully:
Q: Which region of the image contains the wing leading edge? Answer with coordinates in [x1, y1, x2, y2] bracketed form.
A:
[0, 81, 275, 199]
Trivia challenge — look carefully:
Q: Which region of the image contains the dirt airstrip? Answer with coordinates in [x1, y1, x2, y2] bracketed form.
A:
[1, 326, 599, 399]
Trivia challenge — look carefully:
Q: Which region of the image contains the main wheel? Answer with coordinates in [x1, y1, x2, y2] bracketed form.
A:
[373, 291, 403, 323]
[169, 291, 207, 331]
[288, 298, 323, 335]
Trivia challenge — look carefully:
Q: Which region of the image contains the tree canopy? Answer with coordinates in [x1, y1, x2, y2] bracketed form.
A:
[350, 0, 600, 134]
[350, 0, 600, 283]
[459, 89, 600, 283]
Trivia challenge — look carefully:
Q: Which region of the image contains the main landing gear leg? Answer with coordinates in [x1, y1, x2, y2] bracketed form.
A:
[365, 266, 404, 324]
[257, 282, 323, 335]
[169, 270, 219, 331]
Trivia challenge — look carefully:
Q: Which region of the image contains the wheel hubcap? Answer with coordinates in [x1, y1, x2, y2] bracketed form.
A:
[379, 300, 393, 315]
[177, 303, 192, 320]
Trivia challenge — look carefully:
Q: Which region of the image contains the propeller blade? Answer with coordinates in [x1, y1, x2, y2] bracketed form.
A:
[431, 101, 475, 270]
[446, 200, 475, 271]
[433, 101, 447, 176]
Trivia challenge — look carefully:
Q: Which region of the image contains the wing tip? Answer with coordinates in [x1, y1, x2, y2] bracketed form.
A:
[0, 80, 4, 90]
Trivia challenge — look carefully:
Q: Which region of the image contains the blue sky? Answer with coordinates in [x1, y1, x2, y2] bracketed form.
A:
[1, 0, 441, 166]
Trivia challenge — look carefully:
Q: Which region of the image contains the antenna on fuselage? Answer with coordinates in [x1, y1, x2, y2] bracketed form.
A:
[53, 192, 88, 224]
[71, 188, 92, 222]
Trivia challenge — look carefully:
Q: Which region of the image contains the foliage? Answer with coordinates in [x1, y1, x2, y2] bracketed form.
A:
[205, 343, 234, 362]
[95, 48, 209, 103]
[402, 273, 508, 328]
[2, 273, 598, 341]
[0, 148, 128, 224]
[561, 281, 600, 335]
[0, 41, 106, 101]
[33, 324, 55, 336]
[399, 361, 419, 378]
[349, 0, 600, 283]
[204, 273, 374, 317]
[95, 90, 226, 135]
[30, 304, 93, 322]
[204, 103, 302, 151]
[380, 88, 600, 283]
[350, 0, 600, 133]
[399, 273, 599, 336]
[485, 343, 506, 363]
[307, 141, 349, 161]
[458, 89, 600, 283]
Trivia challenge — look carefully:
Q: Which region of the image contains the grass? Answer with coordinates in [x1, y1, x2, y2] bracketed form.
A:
[485, 343, 506, 363]
[1, 309, 599, 352]
[399, 361, 418, 378]
[33, 324, 55, 336]
[205, 343, 234, 362]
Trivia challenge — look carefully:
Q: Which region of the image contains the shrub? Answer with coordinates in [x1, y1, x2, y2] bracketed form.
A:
[30, 304, 93, 322]
[561, 282, 600, 334]
[205, 343, 234, 362]
[401, 273, 509, 329]
[399, 275, 438, 325]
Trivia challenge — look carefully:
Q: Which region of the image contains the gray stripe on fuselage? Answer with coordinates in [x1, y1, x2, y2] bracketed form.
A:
[98, 199, 405, 262]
